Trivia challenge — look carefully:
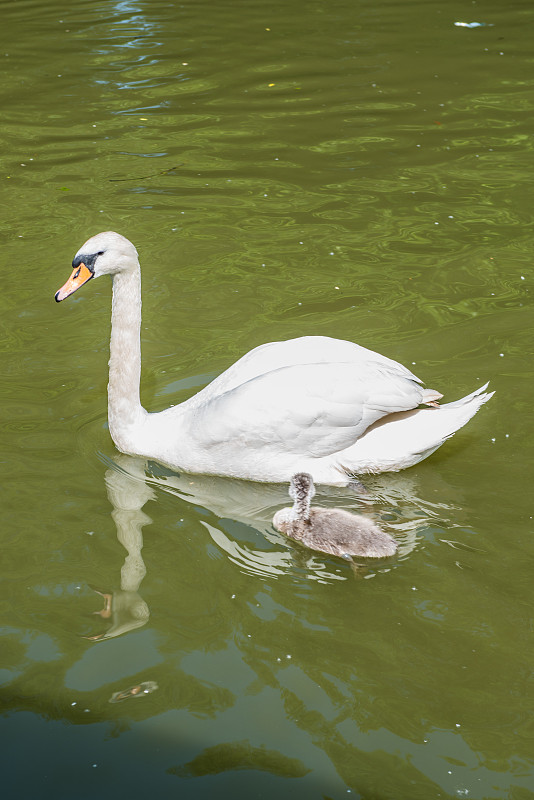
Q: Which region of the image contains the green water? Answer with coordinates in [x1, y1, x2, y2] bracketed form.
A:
[1, 0, 533, 797]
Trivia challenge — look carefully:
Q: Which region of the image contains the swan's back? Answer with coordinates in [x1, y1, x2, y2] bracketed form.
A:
[183, 335, 422, 409]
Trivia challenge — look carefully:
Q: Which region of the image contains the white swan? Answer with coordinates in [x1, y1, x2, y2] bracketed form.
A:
[55, 231, 493, 486]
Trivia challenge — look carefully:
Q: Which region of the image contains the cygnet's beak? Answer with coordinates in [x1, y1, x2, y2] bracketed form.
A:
[55, 263, 93, 302]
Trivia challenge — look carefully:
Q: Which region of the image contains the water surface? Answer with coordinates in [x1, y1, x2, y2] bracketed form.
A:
[1, 0, 533, 797]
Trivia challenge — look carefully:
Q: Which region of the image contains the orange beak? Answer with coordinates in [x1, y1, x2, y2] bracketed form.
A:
[55, 263, 93, 302]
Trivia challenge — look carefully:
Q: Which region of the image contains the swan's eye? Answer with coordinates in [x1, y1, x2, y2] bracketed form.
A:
[97, 250, 104, 256]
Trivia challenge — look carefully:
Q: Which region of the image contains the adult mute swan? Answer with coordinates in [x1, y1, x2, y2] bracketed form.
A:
[273, 473, 397, 558]
[55, 231, 493, 486]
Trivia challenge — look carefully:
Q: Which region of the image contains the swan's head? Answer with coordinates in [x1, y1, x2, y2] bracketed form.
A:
[289, 472, 316, 502]
[55, 231, 139, 302]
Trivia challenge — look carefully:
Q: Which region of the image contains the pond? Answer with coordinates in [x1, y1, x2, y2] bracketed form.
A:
[1, 0, 533, 797]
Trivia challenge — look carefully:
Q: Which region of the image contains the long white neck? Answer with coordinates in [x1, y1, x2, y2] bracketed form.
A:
[108, 265, 146, 450]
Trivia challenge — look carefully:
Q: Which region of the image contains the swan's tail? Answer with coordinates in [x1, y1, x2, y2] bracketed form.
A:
[337, 383, 494, 475]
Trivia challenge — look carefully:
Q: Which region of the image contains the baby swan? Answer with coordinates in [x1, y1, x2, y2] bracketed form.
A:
[273, 473, 397, 559]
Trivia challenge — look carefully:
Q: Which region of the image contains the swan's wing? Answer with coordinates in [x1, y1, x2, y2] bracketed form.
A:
[192, 336, 422, 403]
[188, 360, 426, 458]
[335, 383, 494, 473]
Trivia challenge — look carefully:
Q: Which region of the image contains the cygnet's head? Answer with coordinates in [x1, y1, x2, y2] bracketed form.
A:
[55, 231, 138, 302]
[289, 472, 316, 503]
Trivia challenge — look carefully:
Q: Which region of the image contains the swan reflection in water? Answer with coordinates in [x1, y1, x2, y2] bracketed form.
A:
[85, 457, 155, 641]
[85, 451, 464, 641]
